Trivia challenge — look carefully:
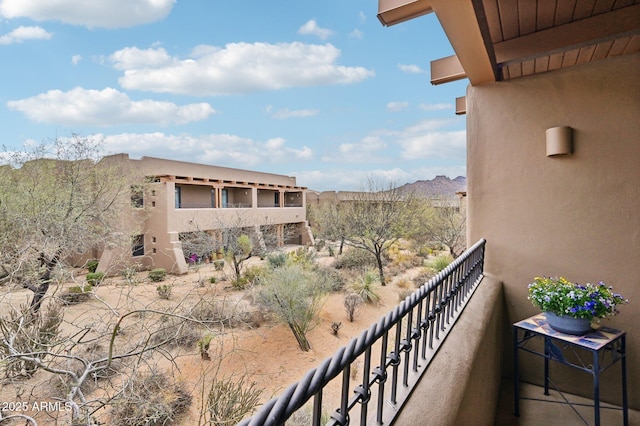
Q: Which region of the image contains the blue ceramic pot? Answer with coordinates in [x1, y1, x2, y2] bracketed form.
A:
[545, 312, 591, 335]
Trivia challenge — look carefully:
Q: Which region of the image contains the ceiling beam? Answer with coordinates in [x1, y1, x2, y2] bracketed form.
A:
[377, 0, 433, 27]
[495, 4, 640, 66]
[428, 0, 498, 85]
[431, 55, 466, 84]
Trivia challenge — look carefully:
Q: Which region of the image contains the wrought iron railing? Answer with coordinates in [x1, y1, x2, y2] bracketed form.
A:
[238, 238, 487, 426]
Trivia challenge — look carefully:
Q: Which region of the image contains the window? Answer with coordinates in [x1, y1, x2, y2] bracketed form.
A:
[274, 192, 280, 207]
[175, 186, 181, 208]
[221, 189, 228, 208]
[132, 234, 144, 257]
[131, 186, 143, 208]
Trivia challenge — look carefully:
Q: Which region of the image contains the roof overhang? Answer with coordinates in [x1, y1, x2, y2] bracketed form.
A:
[379, 0, 640, 85]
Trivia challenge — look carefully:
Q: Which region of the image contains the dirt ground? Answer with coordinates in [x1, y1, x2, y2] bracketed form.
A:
[0, 248, 431, 425]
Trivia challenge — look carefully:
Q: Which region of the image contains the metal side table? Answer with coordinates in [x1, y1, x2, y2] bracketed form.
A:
[513, 314, 627, 425]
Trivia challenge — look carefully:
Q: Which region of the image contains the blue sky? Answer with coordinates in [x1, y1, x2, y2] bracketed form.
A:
[0, 0, 468, 191]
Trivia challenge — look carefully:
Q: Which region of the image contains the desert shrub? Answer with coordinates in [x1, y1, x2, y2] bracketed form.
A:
[86, 272, 104, 286]
[204, 375, 263, 425]
[398, 289, 414, 302]
[343, 293, 364, 322]
[85, 259, 99, 273]
[334, 248, 376, 270]
[149, 318, 200, 348]
[58, 284, 93, 304]
[109, 369, 191, 426]
[395, 278, 411, 289]
[348, 269, 381, 304]
[121, 266, 140, 285]
[287, 247, 316, 269]
[427, 254, 453, 273]
[285, 402, 330, 426]
[232, 276, 250, 290]
[316, 266, 345, 292]
[0, 303, 63, 378]
[209, 276, 217, 284]
[156, 284, 172, 299]
[213, 260, 225, 271]
[188, 299, 255, 328]
[412, 270, 434, 288]
[243, 265, 267, 286]
[266, 252, 288, 269]
[198, 333, 215, 360]
[255, 264, 333, 351]
[149, 268, 167, 282]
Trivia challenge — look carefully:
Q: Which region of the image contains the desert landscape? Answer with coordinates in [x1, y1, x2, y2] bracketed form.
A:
[0, 244, 438, 425]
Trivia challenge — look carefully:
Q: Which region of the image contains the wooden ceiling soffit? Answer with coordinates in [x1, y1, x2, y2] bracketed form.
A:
[377, 0, 433, 26]
[494, 4, 640, 67]
[429, 0, 499, 85]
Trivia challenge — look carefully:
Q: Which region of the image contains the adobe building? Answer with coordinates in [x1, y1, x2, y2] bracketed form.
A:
[97, 154, 313, 275]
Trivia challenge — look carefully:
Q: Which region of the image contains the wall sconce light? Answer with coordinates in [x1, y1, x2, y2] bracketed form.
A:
[546, 126, 573, 157]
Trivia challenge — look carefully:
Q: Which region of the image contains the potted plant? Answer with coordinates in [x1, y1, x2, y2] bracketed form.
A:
[527, 276, 627, 335]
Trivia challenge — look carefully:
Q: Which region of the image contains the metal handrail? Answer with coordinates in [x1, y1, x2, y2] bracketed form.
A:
[238, 238, 486, 426]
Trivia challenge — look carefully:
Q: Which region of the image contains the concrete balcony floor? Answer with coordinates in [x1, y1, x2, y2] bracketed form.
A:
[495, 379, 639, 425]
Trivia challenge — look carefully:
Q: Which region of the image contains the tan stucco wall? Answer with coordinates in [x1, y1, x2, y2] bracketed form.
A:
[394, 276, 504, 425]
[467, 54, 640, 408]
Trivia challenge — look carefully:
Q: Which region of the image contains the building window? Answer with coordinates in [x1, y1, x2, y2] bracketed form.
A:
[274, 192, 280, 207]
[151, 201, 156, 207]
[131, 186, 144, 208]
[151, 190, 156, 196]
[132, 234, 144, 257]
[221, 189, 228, 208]
[175, 186, 181, 208]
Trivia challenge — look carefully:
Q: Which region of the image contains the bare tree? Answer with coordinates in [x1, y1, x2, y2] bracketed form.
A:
[0, 136, 142, 313]
[409, 197, 467, 258]
[319, 178, 419, 286]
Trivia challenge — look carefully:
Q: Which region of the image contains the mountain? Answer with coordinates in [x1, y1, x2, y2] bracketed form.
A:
[396, 175, 466, 198]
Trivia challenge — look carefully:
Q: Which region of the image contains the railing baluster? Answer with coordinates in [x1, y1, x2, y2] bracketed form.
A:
[238, 239, 487, 426]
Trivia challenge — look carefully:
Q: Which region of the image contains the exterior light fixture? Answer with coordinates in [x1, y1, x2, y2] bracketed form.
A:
[546, 126, 573, 157]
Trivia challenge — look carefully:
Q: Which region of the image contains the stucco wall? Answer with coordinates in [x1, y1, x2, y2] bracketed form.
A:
[394, 276, 504, 425]
[467, 54, 640, 408]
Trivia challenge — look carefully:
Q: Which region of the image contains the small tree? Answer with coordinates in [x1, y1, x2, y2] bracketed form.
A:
[317, 178, 419, 285]
[255, 264, 333, 351]
[343, 293, 364, 322]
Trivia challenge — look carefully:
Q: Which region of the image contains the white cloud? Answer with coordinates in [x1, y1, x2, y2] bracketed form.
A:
[387, 101, 409, 112]
[349, 29, 363, 39]
[7, 87, 215, 126]
[298, 19, 333, 40]
[110, 46, 174, 70]
[270, 108, 318, 119]
[0, 0, 175, 28]
[418, 103, 452, 111]
[99, 132, 313, 168]
[71, 54, 82, 65]
[112, 42, 374, 96]
[0, 26, 52, 44]
[398, 64, 425, 74]
[323, 135, 387, 164]
[397, 119, 466, 160]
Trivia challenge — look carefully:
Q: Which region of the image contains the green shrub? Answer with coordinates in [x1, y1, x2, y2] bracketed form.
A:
[156, 284, 172, 300]
[213, 260, 225, 271]
[204, 375, 263, 425]
[348, 269, 381, 304]
[122, 267, 139, 285]
[316, 266, 345, 292]
[334, 248, 376, 270]
[427, 254, 453, 273]
[209, 276, 217, 284]
[59, 284, 93, 304]
[287, 247, 316, 269]
[149, 268, 167, 282]
[266, 252, 288, 269]
[86, 272, 104, 286]
[86, 259, 99, 273]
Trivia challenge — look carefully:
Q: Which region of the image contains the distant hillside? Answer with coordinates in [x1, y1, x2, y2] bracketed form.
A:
[396, 175, 466, 198]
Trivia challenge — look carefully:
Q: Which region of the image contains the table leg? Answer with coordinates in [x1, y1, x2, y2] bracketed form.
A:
[622, 336, 628, 426]
[513, 326, 520, 417]
[593, 350, 600, 426]
[544, 336, 549, 396]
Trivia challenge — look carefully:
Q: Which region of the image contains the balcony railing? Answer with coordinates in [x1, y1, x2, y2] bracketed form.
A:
[239, 238, 486, 426]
